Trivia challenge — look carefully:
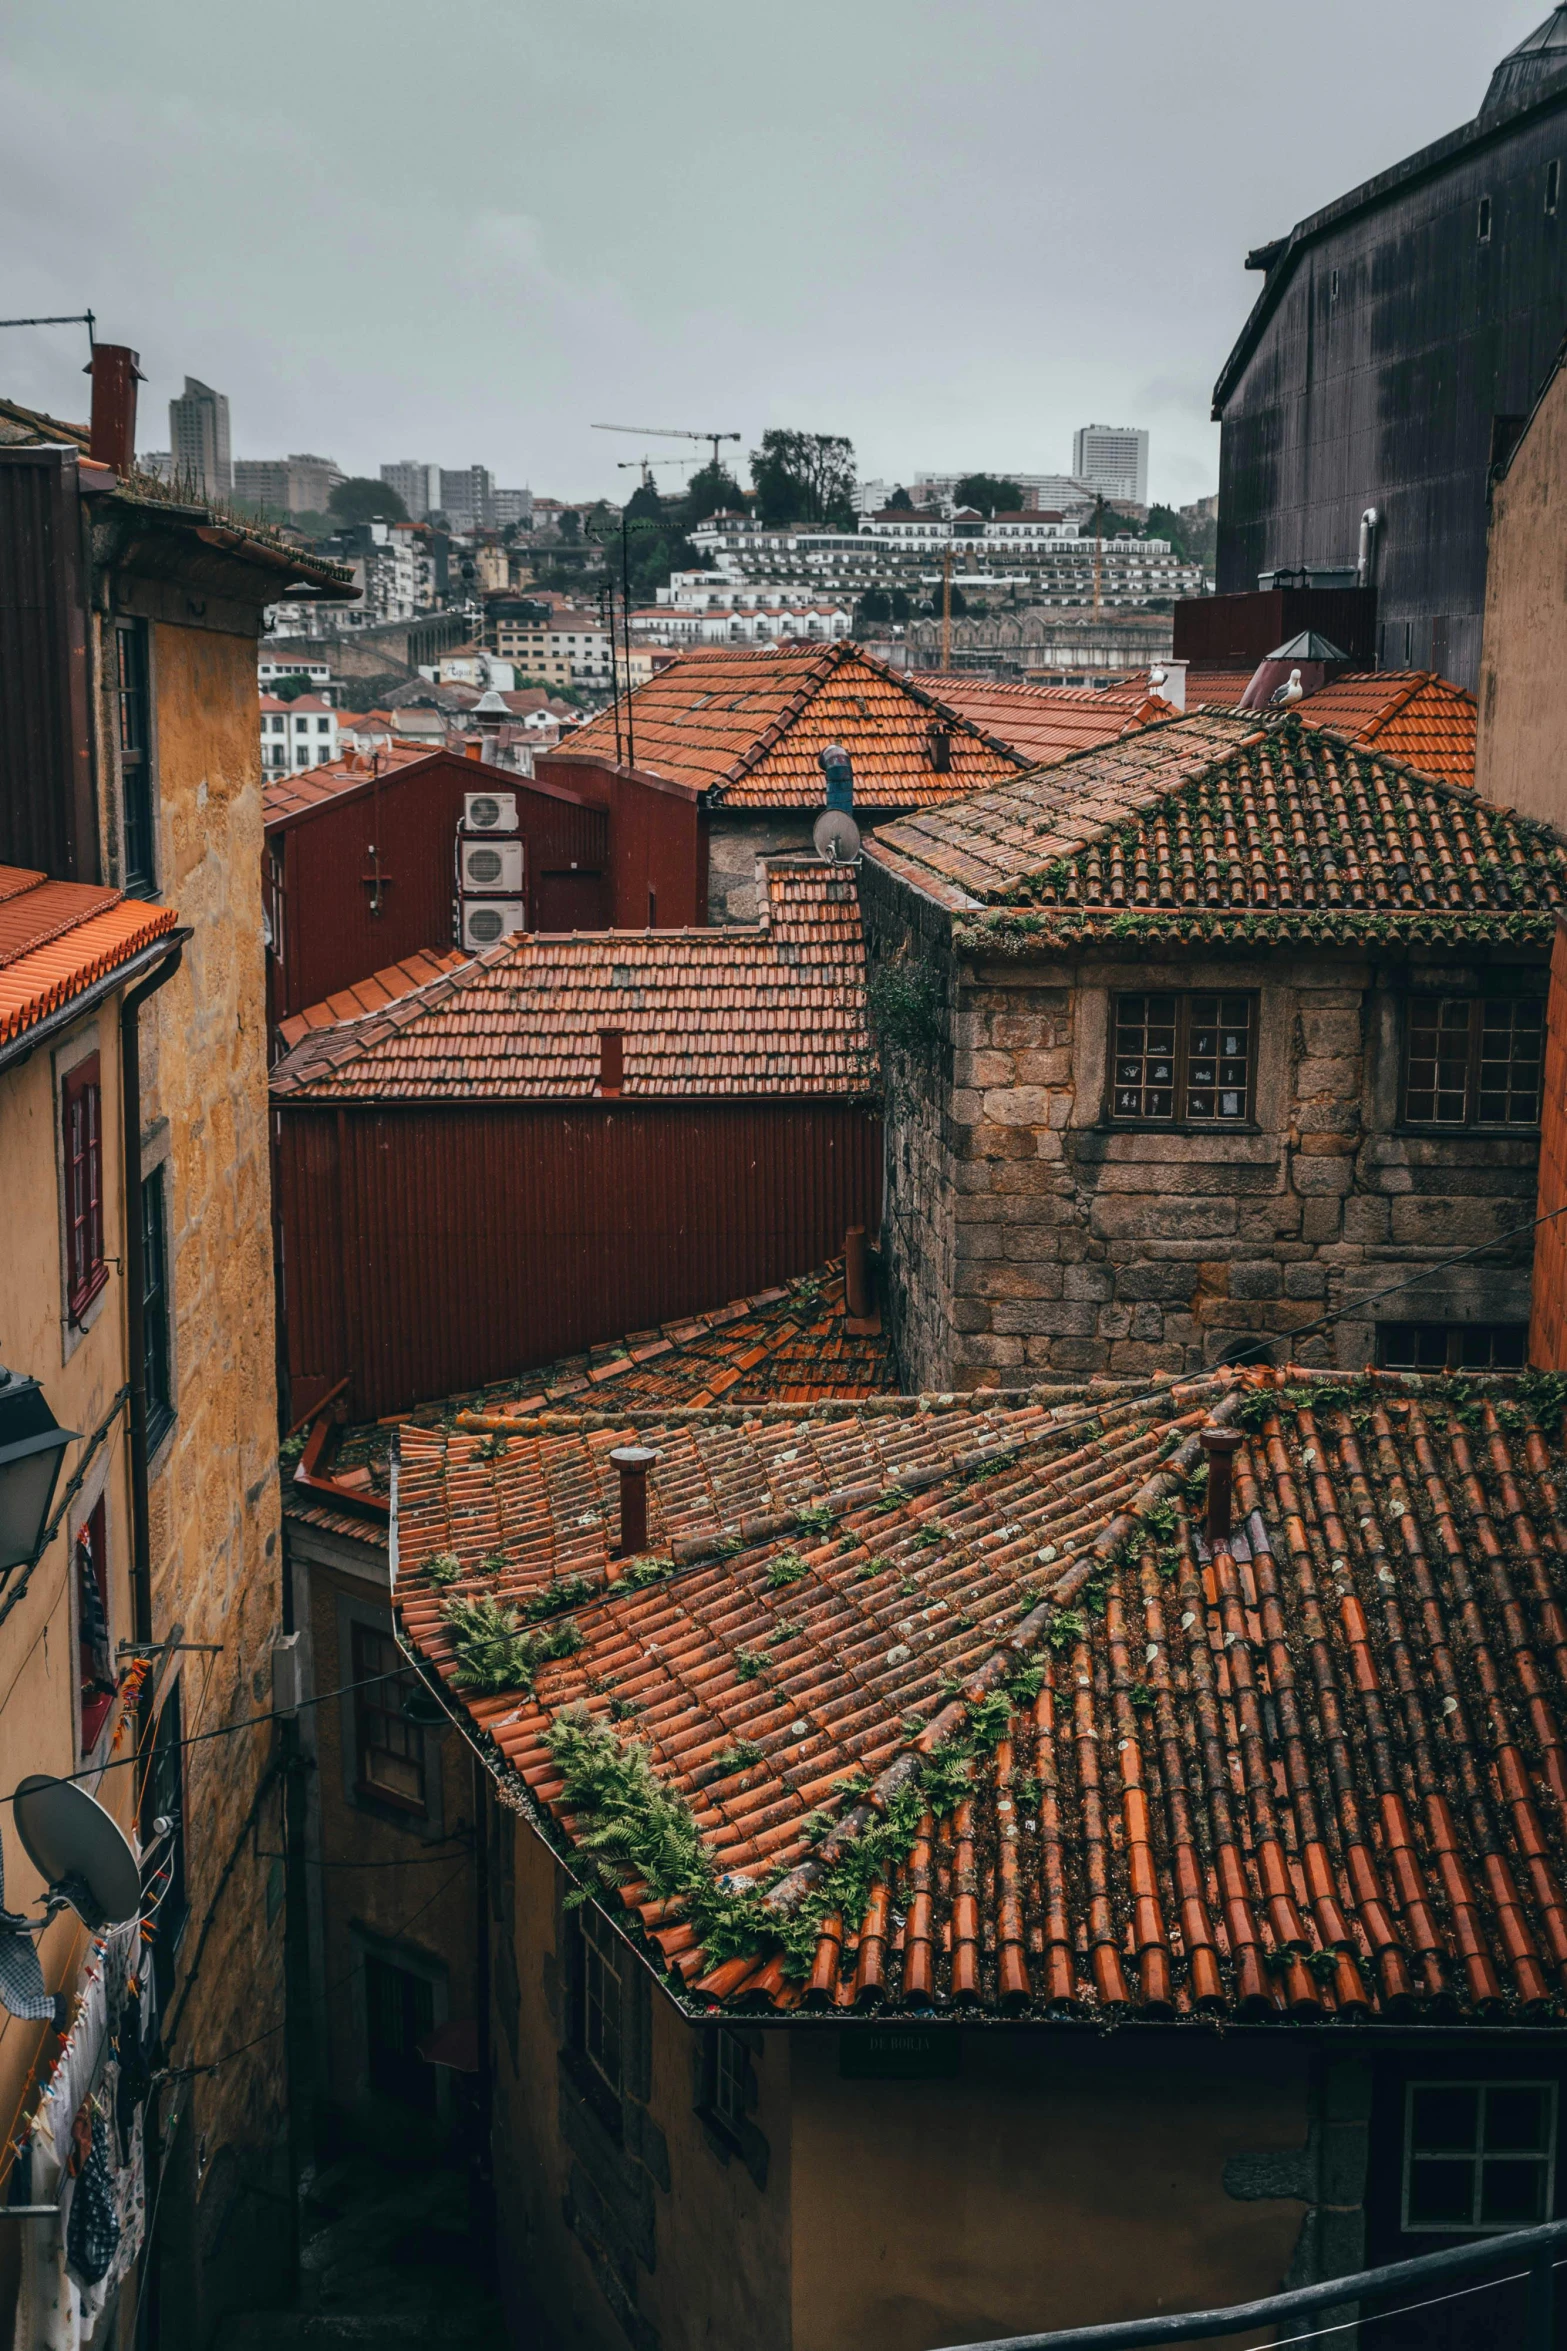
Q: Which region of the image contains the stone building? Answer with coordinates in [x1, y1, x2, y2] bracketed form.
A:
[859, 708, 1557, 1391]
[1476, 335, 1567, 831]
[0, 367, 352, 2342]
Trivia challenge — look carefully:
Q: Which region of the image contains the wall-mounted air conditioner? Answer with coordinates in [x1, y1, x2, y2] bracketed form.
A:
[459, 837, 524, 894]
[461, 899, 526, 950]
[463, 790, 518, 833]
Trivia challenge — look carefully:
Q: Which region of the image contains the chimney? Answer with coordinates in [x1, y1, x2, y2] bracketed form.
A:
[465, 740, 483, 762]
[86, 344, 142, 477]
[926, 725, 953, 774]
[1199, 1425, 1243, 1551]
[599, 1028, 624, 1095]
[608, 1445, 658, 1557]
[844, 1226, 870, 1320]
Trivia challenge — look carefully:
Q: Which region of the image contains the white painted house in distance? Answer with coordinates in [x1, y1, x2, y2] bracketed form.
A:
[260, 693, 339, 778]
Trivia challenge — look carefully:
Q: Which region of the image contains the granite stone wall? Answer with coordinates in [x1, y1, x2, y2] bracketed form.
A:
[861, 868, 1542, 1390]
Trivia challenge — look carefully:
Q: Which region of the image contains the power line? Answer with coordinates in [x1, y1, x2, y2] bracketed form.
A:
[43, 1666, 414, 1791]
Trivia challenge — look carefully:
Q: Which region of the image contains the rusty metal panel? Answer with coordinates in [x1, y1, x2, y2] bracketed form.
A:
[271, 752, 609, 1020]
[0, 449, 96, 880]
[277, 1099, 882, 1419]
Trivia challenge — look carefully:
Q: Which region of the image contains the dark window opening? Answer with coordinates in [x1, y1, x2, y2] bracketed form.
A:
[574, 1902, 624, 2120]
[365, 1955, 436, 2112]
[1548, 159, 1560, 217]
[1111, 992, 1255, 1124]
[116, 621, 156, 895]
[142, 1167, 174, 1450]
[76, 1498, 113, 1753]
[1403, 2080, 1555, 2233]
[62, 1055, 107, 1321]
[351, 1620, 428, 1813]
[1478, 194, 1493, 243]
[140, 1679, 188, 2008]
[1401, 996, 1542, 1128]
[1378, 1323, 1528, 1373]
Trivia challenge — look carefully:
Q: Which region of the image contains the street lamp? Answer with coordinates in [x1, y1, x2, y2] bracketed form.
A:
[0, 1367, 77, 1575]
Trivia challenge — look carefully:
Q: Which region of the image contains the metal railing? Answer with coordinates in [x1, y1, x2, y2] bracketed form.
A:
[936, 2216, 1567, 2350]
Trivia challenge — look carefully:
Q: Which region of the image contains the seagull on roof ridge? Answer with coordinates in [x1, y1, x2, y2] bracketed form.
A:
[1271, 666, 1304, 707]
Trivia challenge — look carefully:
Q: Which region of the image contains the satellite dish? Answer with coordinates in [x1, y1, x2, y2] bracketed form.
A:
[12, 1777, 141, 1932]
[813, 808, 862, 865]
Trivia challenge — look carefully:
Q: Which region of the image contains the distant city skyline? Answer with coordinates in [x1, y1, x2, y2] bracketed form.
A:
[2, 0, 1550, 507]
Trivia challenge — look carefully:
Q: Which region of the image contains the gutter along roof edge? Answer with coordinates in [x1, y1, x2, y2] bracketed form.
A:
[0, 922, 191, 1072]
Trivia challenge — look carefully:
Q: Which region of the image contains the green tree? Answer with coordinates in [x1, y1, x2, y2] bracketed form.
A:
[886, 485, 914, 511]
[889, 589, 913, 623]
[327, 476, 410, 526]
[681, 462, 747, 527]
[856, 588, 892, 624]
[748, 429, 857, 527]
[927, 583, 967, 618]
[267, 672, 318, 701]
[953, 474, 1024, 517]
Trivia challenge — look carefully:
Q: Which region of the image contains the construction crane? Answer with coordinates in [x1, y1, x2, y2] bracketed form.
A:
[592, 422, 742, 471]
[616, 456, 693, 488]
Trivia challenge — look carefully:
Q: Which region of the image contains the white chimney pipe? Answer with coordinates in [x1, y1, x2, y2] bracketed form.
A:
[1357, 507, 1380, 588]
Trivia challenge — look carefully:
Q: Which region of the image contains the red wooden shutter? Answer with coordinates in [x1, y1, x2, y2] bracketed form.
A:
[62, 1054, 106, 1319]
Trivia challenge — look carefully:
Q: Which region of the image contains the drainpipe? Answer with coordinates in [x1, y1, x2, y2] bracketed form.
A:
[1357, 507, 1380, 590]
[121, 936, 187, 1646]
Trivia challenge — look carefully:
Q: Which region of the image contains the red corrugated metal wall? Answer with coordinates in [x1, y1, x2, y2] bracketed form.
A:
[1530, 917, 1567, 1369]
[268, 753, 609, 1021]
[277, 1099, 882, 1419]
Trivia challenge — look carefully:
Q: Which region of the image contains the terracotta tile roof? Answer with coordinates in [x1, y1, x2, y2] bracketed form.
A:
[551, 643, 1030, 808]
[270, 858, 872, 1103]
[908, 676, 1171, 767]
[263, 743, 433, 826]
[283, 1260, 897, 1543]
[1124, 671, 1478, 786]
[396, 1365, 1567, 2023]
[0, 866, 180, 1052]
[275, 949, 472, 1050]
[866, 710, 1562, 945]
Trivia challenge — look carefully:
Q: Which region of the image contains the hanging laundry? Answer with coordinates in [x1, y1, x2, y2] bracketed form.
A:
[63, 2115, 117, 2291]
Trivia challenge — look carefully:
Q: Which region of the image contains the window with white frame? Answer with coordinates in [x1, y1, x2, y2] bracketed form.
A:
[1403, 2081, 1556, 2233]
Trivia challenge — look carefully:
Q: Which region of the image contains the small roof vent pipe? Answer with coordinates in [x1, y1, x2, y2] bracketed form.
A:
[1199, 1425, 1243, 1553]
[1357, 507, 1380, 589]
[608, 1445, 658, 1559]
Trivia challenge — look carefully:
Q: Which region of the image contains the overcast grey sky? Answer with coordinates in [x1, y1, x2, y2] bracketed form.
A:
[1, 1, 1550, 506]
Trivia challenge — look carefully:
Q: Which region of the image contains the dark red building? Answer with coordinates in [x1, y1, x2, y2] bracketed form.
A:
[262, 745, 705, 1040]
[269, 858, 879, 1421]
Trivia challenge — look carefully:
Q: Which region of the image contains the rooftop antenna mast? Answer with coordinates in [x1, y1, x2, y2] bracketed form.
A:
[0, 311, 96, 354]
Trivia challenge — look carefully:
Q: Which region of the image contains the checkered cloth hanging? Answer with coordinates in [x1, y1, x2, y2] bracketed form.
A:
[65, 2111, 119, 2288]
[0, 1836, 51, 2022]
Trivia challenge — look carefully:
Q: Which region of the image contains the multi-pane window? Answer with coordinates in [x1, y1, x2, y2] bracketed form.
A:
[116, 622, 156, 895]
[1403, 2081, 1556, 2233]
[714, 2028, 749, 2133]
[351, 1620, 427, 1812]
[1378, 1323, 1528, 1373]
[1111, 993, 1255, 1124]
[364, 1956, 436, 2112]
[577, 1902, 624, 2107]
[142, 1167, 174, 1448]
[76, 1498, 113, 1754]
[62, 1055, 107, 1321]
[1401, 997, 1542, 1127]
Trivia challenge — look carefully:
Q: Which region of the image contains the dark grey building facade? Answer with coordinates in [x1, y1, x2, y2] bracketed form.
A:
[1213, 12, 1567, 690]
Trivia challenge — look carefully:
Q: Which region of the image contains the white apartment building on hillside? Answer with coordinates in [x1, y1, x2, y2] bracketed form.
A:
[1071, 425, 1149, 507]
[260, 693, 338, 777]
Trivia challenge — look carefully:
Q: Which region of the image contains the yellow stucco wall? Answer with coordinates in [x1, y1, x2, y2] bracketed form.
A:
[1477, 361, 1567, 829]
[789, 2027, 1311, 2351]
[0, 1006, 139, 2314]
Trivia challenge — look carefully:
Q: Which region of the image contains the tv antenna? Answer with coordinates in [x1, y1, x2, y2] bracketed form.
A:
[0, 311, 96, 357]
[592, 422, 742, 471]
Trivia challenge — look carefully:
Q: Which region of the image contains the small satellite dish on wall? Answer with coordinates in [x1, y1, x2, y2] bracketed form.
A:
[12, 1776, 142, 1931]
[813, 808, 862, 866]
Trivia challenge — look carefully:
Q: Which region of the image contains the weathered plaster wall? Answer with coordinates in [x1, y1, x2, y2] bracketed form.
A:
[864, 861, 1541, 1390]
[0, 1013, 139, 2327]
[707, 811, 816, 925]
[127, 614, 293, 2332]
[493, 1813, 792, 2351]
[1476, 358, 1567, 831]
[789, 2029, 1315, 2351]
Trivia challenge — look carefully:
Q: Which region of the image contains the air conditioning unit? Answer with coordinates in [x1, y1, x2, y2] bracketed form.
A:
[461, 899, 526, 950]
[459, 837, 524, 894]
[463, 789, 518, 833]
